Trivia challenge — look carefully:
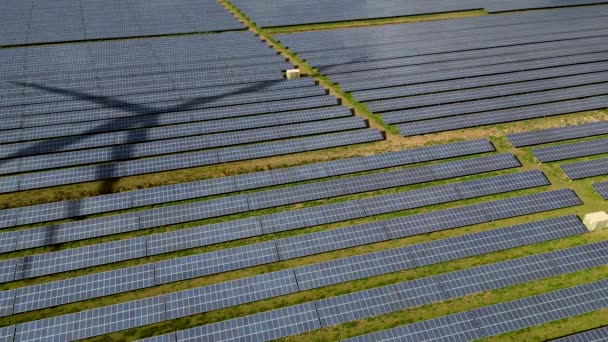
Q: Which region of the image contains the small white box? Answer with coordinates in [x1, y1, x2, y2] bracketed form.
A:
[286, 69, 300, 79]
[583, 211, 608, 231]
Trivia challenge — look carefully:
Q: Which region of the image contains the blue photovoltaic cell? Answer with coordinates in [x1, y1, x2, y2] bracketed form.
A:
[0, 326, 14, 342]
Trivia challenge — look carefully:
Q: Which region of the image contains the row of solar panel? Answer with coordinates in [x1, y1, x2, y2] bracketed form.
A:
[1, 60, 289, 102]
[0, 117, 368, 175]
[397, 96, 608, 136]
[594, 182, 608, 199]
[293, 18, 608, 64]
[1, 32, 283, 82]
[232, 0, 608, 28]
[127, 216, 590, 342]
[0, 59, 296, 107]
[507, 120, 608, 147]
[346, 278, 608, 342]
[0, 168, 546, 284]
[340, 50, 608, 93]
[1, 95, 339, 132]
[0, 106, 351, 157]
[0, 187, 582, 321]
[0, 153, 518, 250]
[0, 0, 243, 46]
[0, 214, 587, 341]
[352, 59, 608, 102]
[287, 19, 608, 74]
[276, 6, 608, 50]
[0, 82, 324, 119]
[382, 82, 608, 125]
[532, 137, 608, 162]
[371, 71, 608, 115]
[0, 139, 494, 228]
[323, 28, 608, 83]
[562, 157, 608, 180]
[0, 128, 384, 194]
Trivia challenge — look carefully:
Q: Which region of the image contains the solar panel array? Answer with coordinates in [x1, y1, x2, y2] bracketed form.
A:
[0, 139, 494, 228]
[2, 213, 585, 342]
[0, 152, 517, 251]
[0, 0, 243, 46]
[119, 217, 592, 342]
[562, 157, 608, 180]
[0, 188, 582, 320]
[507, 120, 608, 147]
[276, 7, 608, 135]
[230, 0, 608, 27]
[532, 137, 608, 162]
[345, 278, 608, 342]
[2, 1, 606, 341]
[0, 169, 548, 283]
[0, 30, 387, 193]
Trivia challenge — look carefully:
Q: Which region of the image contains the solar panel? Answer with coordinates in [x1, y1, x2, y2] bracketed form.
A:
[0, 290, 15, 317]
[561, 157, 608, 179]
[0, 144, 501, 252]
[275, 222, 388, 260]
[352, 59, 608, 102]
[340, 49, 608, 92]
[594, 182, 608, 199]
[13, 264, 155, 313]
[471, 279, 608, 337]
[14, 296, 166, 342]
[11, 128, 383, 192]
[260, 200, 367, 234]
[294, 246, 415, 290]
[165, 270, 299, 319]
[382, 175, 559, 238]
[175, 302, 321, 342]
[138, 195, 249, 229]
[292, 211, 584, 292]
[10, 237, 146, 281]
[507, 120, 608, 147]
[13, 213, 139, 251]
[147, 218, 263, 256]
[0, 326, 14, 342]
[0, 259, 16, 283]
[316, 276, 446, 327]
[367, 71, 608, 113]
[345, 279, 608, 342]
[532, 138, 608, 162]
[153, 242, 279, 284]
[382, 83, 608, 125]
[397, 96, 608, 136]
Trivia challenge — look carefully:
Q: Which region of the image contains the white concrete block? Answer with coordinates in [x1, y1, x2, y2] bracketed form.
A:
[583, 211, 608, 231]
[286, 69, 300, 79]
